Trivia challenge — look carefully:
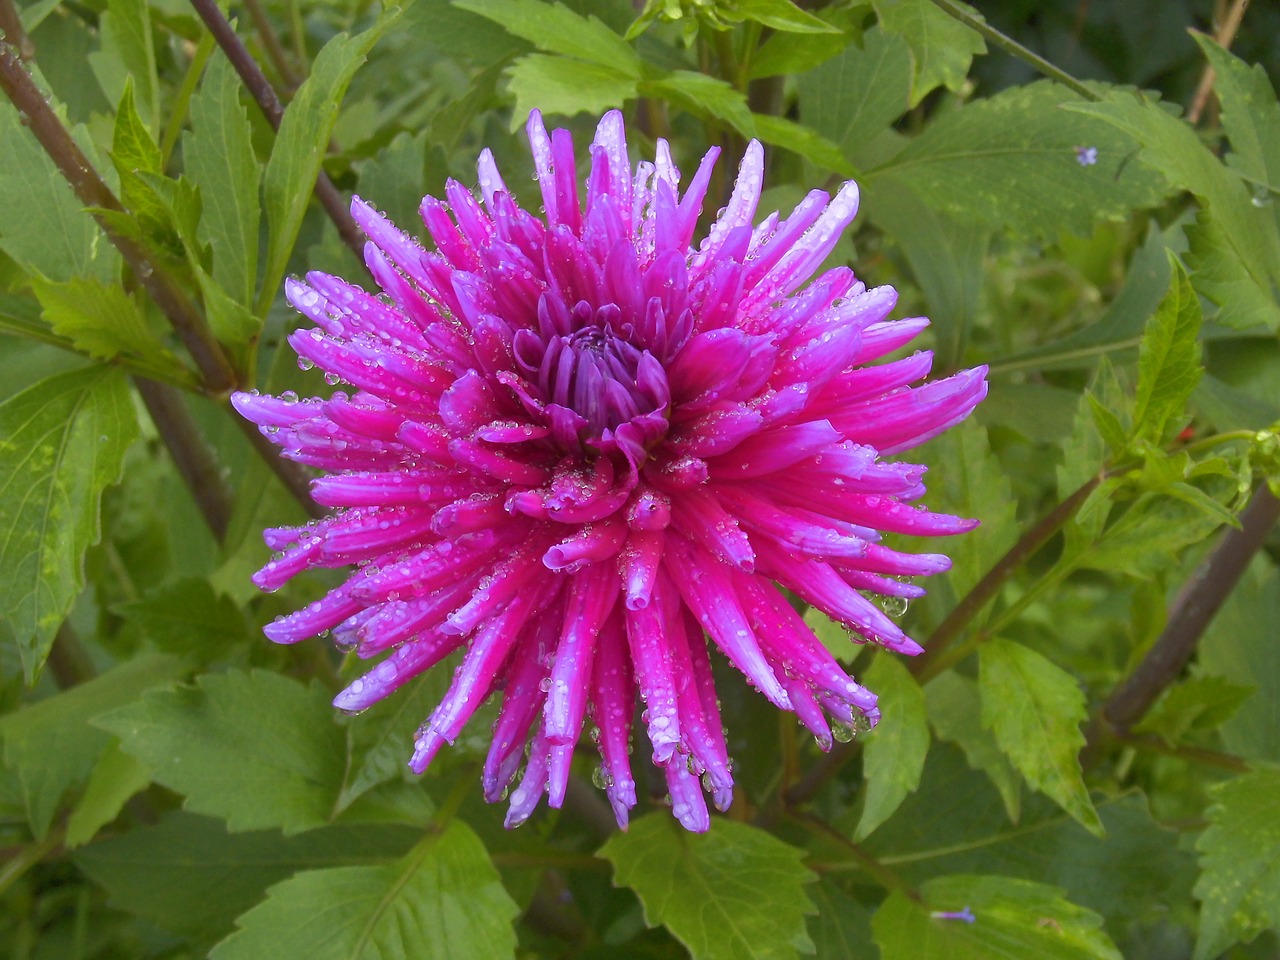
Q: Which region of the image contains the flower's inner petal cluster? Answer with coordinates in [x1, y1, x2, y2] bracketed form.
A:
[233, 109, 987, 833]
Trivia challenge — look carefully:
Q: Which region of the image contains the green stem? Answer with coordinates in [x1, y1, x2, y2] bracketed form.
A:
[159, 31, 215, 169]
[788, 811, 919, 900]
[927, 0, 1100, 101]
[0, 829, 63, 897]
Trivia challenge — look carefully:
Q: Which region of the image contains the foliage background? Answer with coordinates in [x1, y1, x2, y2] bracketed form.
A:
[1, 0, 1279, 957]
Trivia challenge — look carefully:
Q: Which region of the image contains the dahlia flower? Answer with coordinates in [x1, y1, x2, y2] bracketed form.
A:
[234, 110, 987, 832]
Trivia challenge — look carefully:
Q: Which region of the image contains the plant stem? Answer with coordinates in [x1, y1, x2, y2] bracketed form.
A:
[134, 378, 234, 542]
[159, 31, 215, 170]
[1187, 0, 1250, 124]
[243, 0, 301, 89]
[0, 42, 238, 395]
[1085, 484, 1279, 759]
[0, 829, 63, 898]
[914, 475, 1102, 676]
[788, 811, 919, 900]
[927, 0, 1100, 101]
[187, 0, 365, 264]
[1111, 730, 1250, 773]
[0, 0, 33, 61]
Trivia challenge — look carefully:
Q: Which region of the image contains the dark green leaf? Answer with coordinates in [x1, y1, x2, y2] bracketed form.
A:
[1133, 676, 1254, 746]
[64, 740, 152, 848]
[872, 874, 1123, 960]
[0, 653, 183, 838]
[750, 6, 858, 79]
[980, 638, 1102, 835]
[96, 669, 347, 834]
[260, 12, 399, 314]
[210, 820, 519, 959]
[874, 82, 1170, 239]
[74, 811, 421, 946]
[88, 0, 159, 132]
[0, 366, 139, 681]
[600, 814, 817, 960]
[186, 53, 261, 311]
[856, 654, 929, 840]
[871, 0, 985, 107]
[1192, 34, 1280, 199]
[113, 578, 249, 660]
[1192, 766, 1280, 960]
[1132, 257, 1202, 443]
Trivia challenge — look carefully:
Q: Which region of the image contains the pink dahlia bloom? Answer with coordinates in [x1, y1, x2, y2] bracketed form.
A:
[234, 110, 987, 832]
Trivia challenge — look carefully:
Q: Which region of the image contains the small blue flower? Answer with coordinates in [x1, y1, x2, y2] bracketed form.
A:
[1076, 146, 1098, 166]
[931, 906, 977, 923]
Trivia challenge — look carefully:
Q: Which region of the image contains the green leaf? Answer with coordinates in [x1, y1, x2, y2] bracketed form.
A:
[753, 115, 856, 176]
[113, 578, 249, 660]
[1184, 209, 1280, 330]
[807, 877, 876, 960]
[30, 276, 184, 378]
[109, 81, 163, 216]
[210, 820, 519, 960]
[454, 0, 643, 76]
[1133, 676, 1254, 746]
[600, 814, 817, 960]
[89, 0, 159, 132]
[1132, 257, 1202, 443]
[1198, 556, 1280, 762]
[260, 12, 398, 315]
[506, 54, 639, 122]
[725, 0, 842, 34]
[74, 811, 421, 947]
[796, 26, 913, 159]
[0, 99, 114, 282]
[0, 366, 139, 681]
[1192, 766, 1280, 960]
[96, 670, 347, 834]
[0, 653, 183, 838]
[872, 874, 1123, 960]
[1070, 493, 1224, 580]
[646, 71, 756, 137]
[979, 639, 1102, 836]
[926, 672, 1021, 822]
[873, 82, 1170, 240]
[1191, 33, 1280, 198]
[872, 0, 985, 107]
[186, 53, 261, 311]
[856, 654, 930, 840]
[65, 740, 152, 848]
[750, 6, 858, 79]
[1068, 92, 1280, 331]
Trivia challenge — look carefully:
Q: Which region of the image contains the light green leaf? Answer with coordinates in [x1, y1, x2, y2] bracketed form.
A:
[31, 276, 184, 377]
[1192, 33, 1280, 197]
[0, 366, 139, 681]
[979, 639, 1102, 836]
[874, 82, 1170, 239]
[749, 6, 857, 79]
[507, 54, 639, 123]
[455, 0, 643, 76]
[260, 12, 398, 314]
[926, 672, 1021, 822]
[1133, 257, 1202, 443]
[0, 98, 114, 282]
[187, 54, 261, 311]
[872, 874, 1123, 960]
[1071, 493, 1224, 580]
[1192, 766, 1280, 960]
[600, 814, 817, 960]
[89, 0, 159, 132]
[109, 81, 163, 216]
[1134, 676, 1254, 746]
[1184, 210, 1280, 331]
[1068, 92, 1280, 331]
[96, 670, 347, 834]
[210, 820, 519, 960]
[872, 0, 985, 107]
[856, 654, 930, 840]
[65, 740, 153, 848]
[646, 71, 756, 137]
[796, 26, 912, 159]
[751, 115, 856, 176]
[0, 653, 183, 839]
[726, 0, 841, 34]
[75, 811, 421, 947]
